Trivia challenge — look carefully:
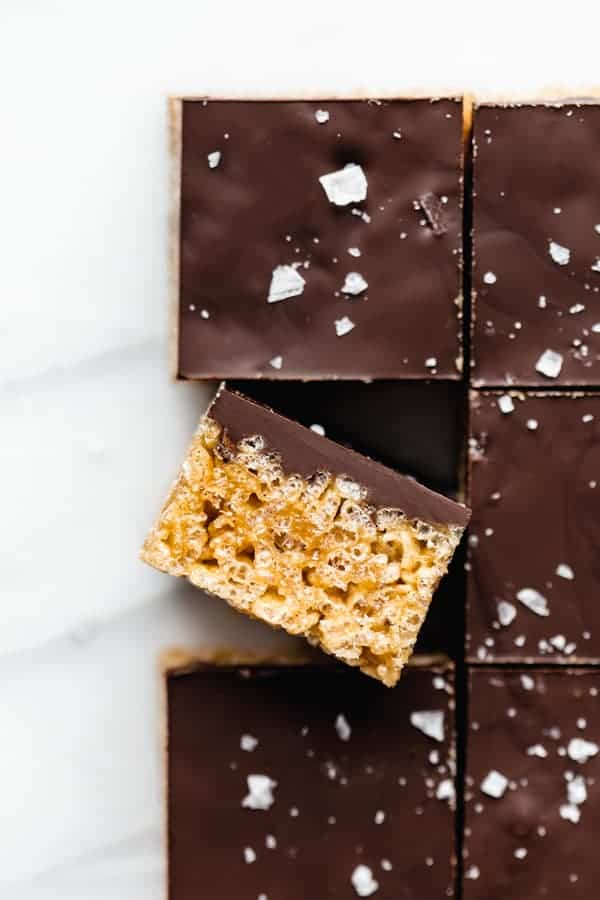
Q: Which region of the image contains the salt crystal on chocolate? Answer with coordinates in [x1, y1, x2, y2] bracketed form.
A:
[351, 864, 379, 897]
[319, 164, 368, 206]
[410, 710, 445, 742]
[549, 241, 570, 266]
[535, 349, 563, 379]
[480, 770, 508, 798]
[517, 588, 550, 617]
[335, 714, 351, 742]
[497, 601, 516, 626]
[267, 265, 306, 303]
[242, 774, 277, 810]
[335, 315, 356, 337]
[341, 272, 368, 295]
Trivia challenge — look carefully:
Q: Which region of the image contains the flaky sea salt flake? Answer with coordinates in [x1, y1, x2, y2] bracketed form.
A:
[517, 587, 550, 616]
[315, 109, 330, 124]
[498, 395, 515, 414]
[481, 770, 508, 798]
[269, 355, 283, 370]
[436, 779, 455, 804]
[497, 601, 517, 627]
[560, 804, 581, 824]
[267, 265, 306, 303]
[241, 734, 258, 752]
[483, 271, 497, 285]
[319, 164, 368, 206]
[535, 349, 563, 379]
[242, 774, 277, 810]
[410, 710, 445, 742]
[335, 316, 356, 337]
[549, 241, 570, 266]
[335, 713, 352, 741]
[351, 865, 379, 897]
[207, 150, 221, 168]
[567, 738, 599, 763]
[527, 744, 548, 758]
[568, 775, 587, 806]
[341, 272, 368, 295]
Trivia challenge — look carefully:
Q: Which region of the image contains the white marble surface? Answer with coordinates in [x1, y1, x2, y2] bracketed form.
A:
[1, 1, 598, 896]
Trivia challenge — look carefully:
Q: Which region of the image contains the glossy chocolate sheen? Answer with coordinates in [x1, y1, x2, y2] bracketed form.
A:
[210, 387, 470, 527]
[167, 663, 456, 900]
[472, 103, 600, 387]
[178, 98, 463, 380]
[467, 391, 600, 662]
[464, 668, 600, 900]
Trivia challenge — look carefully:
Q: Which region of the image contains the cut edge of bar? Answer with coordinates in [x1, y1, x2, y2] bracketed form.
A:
[160, 646, 454, 676]
[473, 88, 600, 106]
[169, 92, 464, 102]
[168, 97, 182, 381]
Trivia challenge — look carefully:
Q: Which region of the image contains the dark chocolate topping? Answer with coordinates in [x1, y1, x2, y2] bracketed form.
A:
[472, 103, 600, 387]
[232, 379, 465, 496]
[209, 386, 470, 528]
[178, 98, 463, 380]
[464, 668, 600, 900]
[467, 391, 600, 662]
[168, 663, 456, 900]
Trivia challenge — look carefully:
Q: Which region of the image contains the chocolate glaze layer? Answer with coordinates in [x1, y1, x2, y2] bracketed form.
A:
[178, 98, 463, 380]
[464, 668, 600, 900]
[472, 103, 600, 387]
[209, 387, 470, 528]
[232, 379, 465, 496]
[467, 391, 600, 662]
[167, 662, 456, 900]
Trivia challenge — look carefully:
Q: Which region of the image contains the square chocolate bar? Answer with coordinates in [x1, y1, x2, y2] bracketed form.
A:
[464, 668, 600, 900]
[471, 102, 600, 387]
[172, 97, 464, 380]
[467, 391, 600, 663]
[142, 387, 469, 686]
[166, 657, 456, 900]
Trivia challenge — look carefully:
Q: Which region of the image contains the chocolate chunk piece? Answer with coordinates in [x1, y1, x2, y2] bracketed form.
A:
[471, 103, 600, 387]
[142, 387, 469, 686]
[174, 98, 464, 380]
[167, 658, 456, 900]
[467, 391, 600, 663]
[464, 668, 600, 899]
